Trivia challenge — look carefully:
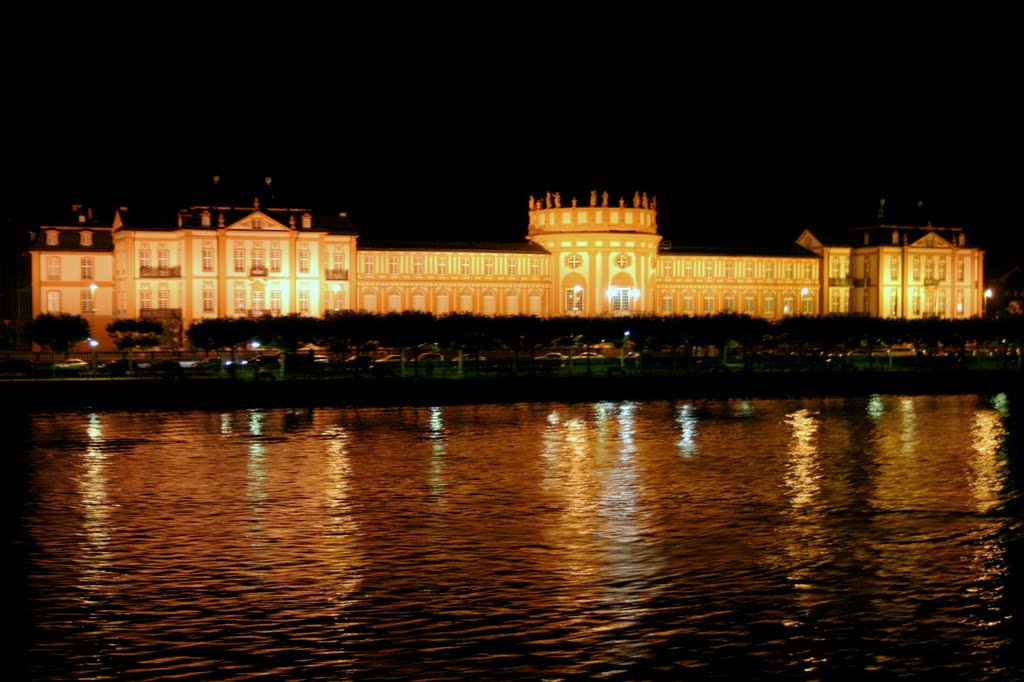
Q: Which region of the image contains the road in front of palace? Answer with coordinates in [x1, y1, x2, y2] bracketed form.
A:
[8, 395, 1024, 680]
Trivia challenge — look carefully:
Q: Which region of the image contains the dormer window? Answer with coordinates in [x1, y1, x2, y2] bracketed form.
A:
[46, 231, 59, 246]
[201, 211, 211, 227]
[80, 231, 92, 247]
[78, 214, 86, 224]
[302, 213, 312, 229]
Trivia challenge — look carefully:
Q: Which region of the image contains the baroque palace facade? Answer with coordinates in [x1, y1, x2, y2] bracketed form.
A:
[24, 191, 986, 351]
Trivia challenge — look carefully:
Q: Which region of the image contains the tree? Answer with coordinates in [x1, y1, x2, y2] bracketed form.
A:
[106, 319, 164, 350]
[26, 313, 91, 352]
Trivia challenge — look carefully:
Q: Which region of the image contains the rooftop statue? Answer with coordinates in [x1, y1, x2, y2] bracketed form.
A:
[554, 192, 562, 208]
[590, 189, 597, 207]
[633, 191, 640, 208]
[529, 196, 536, 211]
[642, 192, 649, 209]
[602, 191, 609, 207]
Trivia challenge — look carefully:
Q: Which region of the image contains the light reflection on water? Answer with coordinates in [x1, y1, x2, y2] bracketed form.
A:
[12, 395, 1024, 680]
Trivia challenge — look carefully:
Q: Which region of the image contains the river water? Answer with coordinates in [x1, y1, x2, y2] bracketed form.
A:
[8, 395, 1024, 680]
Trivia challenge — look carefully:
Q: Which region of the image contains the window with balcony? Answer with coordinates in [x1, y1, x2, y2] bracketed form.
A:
[139, 249, 151, 268]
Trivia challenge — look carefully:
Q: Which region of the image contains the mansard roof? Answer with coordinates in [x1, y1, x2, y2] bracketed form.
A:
[804, 224, 970, 248]
[358, 240, 549, 253]
[29, 224, 114, 252]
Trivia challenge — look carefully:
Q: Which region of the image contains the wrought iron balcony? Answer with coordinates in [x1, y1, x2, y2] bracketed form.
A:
[139, 265, 181, 278]
[250, 265, 269, 277]
[829, 277, 852, 287]
[325, 268, 350, 281]
[923, 277, 944, 286]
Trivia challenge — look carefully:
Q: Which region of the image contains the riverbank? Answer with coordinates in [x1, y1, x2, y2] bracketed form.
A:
[4, 368, 1020, 411]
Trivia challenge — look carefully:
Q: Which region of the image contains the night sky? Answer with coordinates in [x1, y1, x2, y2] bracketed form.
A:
[5, 4, 1022, 274]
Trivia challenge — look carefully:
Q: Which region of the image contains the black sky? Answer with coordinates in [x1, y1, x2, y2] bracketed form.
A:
[5, 4, 1022, 274]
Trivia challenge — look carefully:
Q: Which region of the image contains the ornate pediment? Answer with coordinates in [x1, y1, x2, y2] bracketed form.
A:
[225, 211, 289, 232]
[910, 231, 955, 248]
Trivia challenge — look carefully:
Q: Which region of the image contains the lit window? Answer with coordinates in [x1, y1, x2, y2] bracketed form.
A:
[202, 290, 214, 313]
[140, 249, 151, 268]
[80, 288, 94, 313]
[485, 258, 495, 276]
[389, 256, 399, 274]
[298, 290, 310, 314]
[565, 287, 584, 313]
[270, 290, 282, 314]
[46, 231, 59, 246]
[566, 254, 582, 269]
[140, 290, 152, 310]
[251, 290, 264, 314]
[46, 256, 61, 280]
[270, 247, 281, 273]
[507, 259, 518, 276]
[299, 247, 310, 273]
[615, 254, 630, 269]
[234, 248, 245, 272]
[80, 257, 93, 280]
[461, 258, 471, 275]
[80, 231, 93, 246]
[158, 289, 169, 310]
[47, 290, 60, 312]
[202, 246, 214, 272]
[234, 289, 245, 313]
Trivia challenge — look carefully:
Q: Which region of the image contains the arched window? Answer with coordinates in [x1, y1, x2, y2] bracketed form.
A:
[764, 294, 776, 317]
[362, 288, 378, 312]
[723, 292, 735, 312]
[783, 292, 795, 316]
[412, 288, 426, 312]
[661, 291, 673, 313]
[436, 289, 450, 315]
[387, 288, 401, 312]
[703, 292, 715, 314]
[743, 292, 756, 314]
[529, 290, 543, 316]
[683, 292, 695, 315]
[482, 289, 496, 315]
[459, 289, 473, 312]
[505, 289, 519, 315]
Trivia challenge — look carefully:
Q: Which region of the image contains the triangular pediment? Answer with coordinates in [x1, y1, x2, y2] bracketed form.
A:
[225, 211, 290, 232]
[910, 231, 954, 248]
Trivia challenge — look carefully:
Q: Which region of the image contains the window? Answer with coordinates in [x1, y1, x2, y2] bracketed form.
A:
[461, 258, 471, 275]
[661, 292, 673, 313]
[529, 290, 543, 315]
[363, 289, 378, 312]
[298, 290, 310, 314]
[140, 290, 152, 310]
[482, 290, 496, 315]
[270, 247, 281, 273]
[202, 246, 214, 272]
[234, 248, 245, 272]
[484, 258, 495, 276]
[387, 288, 400, 311]
[803, 263, 813, 279]
[662, 261, 672, 277]
[234, 289, 245, 313]
[252, 218, 262, 229]
[745, 262, 754, 278]
[912, 256, 921, 281]
[364, 256, 374, 274]
[459, 289, 473, 312]
[389, 256, 399, 275]
[46, 231, 59, 246]
[251, 290, 264, 314]
[744, 293, 756, 314]
[890, 256, 899, 281]
[529, 259, 539, 276]
[201, 211, 211, 227]
[924, 257, 934, 281]
[802, 295, 813, 314]
[565, 287, 584, 313]
[252, 247, 264, 269]
[507, 259, 518, 276]
[765, 294, 775, 317]
[80, 257, 93, 280]
[202, 290, 214, 313]
[505, 289, 519, 314]
[784, 263, 794, 279]
[158, 248, 169, 269]
[46, 290, 60, 313]
[783, 293, 794, 315]
[438, 257, 449, 275]
[937, 260, 946, 281]
[765, 263, 774, 279]
[912, 291, 921, 316]
[889, 292, 898, 316]
[725, 262, 734, 278]
[610, 288, 631, 312]
[140, 249, 151, 268]
[703, 293, 715, 314]
[158, 289, 169, 310]
[615, 254, 630, 269]
[937, 291, 946, 316]
[270, 290, 282, 314]
[299, 247, 310, 273]
[704, 261, 714, 278]
[683, 261, 694, 278]
[683, 293, 695, 314]
[724, 293, 735, 312]
[302, 214, 311, 229]
[956, 257, 965, 282]
[412, 288, 426, 311]
[414, 256, 424, 275]
[46, 256, 60, 280]
[437, 289, 450, 314]
[81, 288, 94, 313]
[80, 231, 92, 246]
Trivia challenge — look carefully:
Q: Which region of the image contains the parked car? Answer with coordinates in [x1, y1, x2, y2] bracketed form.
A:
[377, 354, 405, 363]
[54, 358, 89, 374]
[570, 351, 604, 360]
[99, 359, 135, 376]
[535, 352, 567, 362]
[417, 352, 445, 362]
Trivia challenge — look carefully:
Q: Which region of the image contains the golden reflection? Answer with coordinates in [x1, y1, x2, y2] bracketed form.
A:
[427, 406, 448, 503]
[675, 403, 698, 457]
[320, 422, 365, 617]
[968, 409, 1006, 513]
[79, 412, 115, 593]
[784, 408, 821, 510]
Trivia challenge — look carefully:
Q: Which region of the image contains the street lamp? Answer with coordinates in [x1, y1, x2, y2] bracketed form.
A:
[984, 288, 993, 318]
[88, 338, 98, 372]
[620, 330, 631, 369]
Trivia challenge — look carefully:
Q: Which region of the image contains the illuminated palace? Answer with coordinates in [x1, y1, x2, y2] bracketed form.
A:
[25, 190, 986, 350]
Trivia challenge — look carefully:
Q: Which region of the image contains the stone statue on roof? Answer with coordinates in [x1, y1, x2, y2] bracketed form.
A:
[529, 196, 536, 211]
[642, 192, 649, 209]
[554, 192, 562, 208]
[590, 189, 597, 207]
[602, 191, 609, 207]
[632, 191, 640, 208]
